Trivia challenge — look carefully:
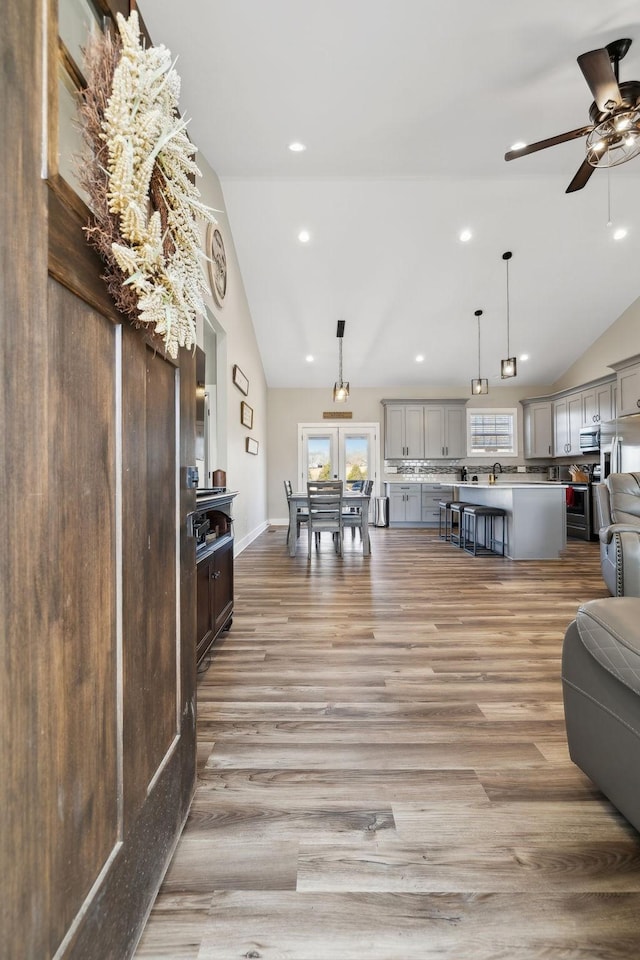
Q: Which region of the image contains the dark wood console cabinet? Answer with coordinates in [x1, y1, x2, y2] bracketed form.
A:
[194, 492, 237, 664]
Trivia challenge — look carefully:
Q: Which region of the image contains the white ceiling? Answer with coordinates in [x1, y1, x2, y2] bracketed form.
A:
[139, 0, 640, 391]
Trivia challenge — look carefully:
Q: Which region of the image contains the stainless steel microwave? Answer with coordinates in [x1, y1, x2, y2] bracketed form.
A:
[579, 426, 600, 453]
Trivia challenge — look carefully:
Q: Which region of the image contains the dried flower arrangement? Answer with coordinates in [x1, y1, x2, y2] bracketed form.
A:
[76, 10, 216, 358]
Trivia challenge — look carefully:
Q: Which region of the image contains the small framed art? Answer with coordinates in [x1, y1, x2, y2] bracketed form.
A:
[241, 401, 253, 429]
[232, 364, 249, 395]
[246, 437, 259, 455]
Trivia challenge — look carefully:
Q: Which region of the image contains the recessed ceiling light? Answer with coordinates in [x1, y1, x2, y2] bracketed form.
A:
[415, 354, 424, 363]
[305, 355, 314, 363]
[510, 141, 527, 151]
[613, 227, 628, 240]
[519, 353, 529, 362]
[298, 230, 311, 243]
[288, 141, 307, 152]
[459, 229, 472, 243]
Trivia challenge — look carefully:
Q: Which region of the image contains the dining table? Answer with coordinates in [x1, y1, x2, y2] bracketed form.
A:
[287, 491, 372, 557]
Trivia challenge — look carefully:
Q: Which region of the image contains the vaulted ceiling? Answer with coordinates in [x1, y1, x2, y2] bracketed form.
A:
[139, 0, 640, 390]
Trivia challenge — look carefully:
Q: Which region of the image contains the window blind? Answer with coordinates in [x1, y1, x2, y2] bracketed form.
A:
[468, 411, 515, 454]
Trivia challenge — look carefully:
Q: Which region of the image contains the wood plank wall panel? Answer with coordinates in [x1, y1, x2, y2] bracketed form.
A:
[1, 0, 50, 956]
[46, 280, 118, 948]
[121, 333, 177, 819]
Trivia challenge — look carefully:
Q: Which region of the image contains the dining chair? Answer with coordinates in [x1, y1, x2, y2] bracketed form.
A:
[307, 480, 344, 557]
[284, 479, 309, 545]
[342, 479, 373, 547]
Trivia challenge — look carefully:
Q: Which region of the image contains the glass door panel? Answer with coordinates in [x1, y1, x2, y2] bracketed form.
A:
[308, 435, 333, 481]
[343, 434, 369, 489]
[299, 424, 379, 493]
[300, 428, 339, 489]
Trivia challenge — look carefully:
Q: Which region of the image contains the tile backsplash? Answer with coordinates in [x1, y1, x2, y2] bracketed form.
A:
[384, 460, 544, 477]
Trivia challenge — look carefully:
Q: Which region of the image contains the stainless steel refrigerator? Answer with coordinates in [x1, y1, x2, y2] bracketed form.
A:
[600, 416, 640, 476]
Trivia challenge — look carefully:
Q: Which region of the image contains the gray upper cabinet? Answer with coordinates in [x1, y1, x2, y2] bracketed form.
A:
[523, 400, 553, 458]
[384, 403, 424, 458]
[425, 404, 466, 458]
[582, 381, 614, 425]
[553, 393, 583, 456]
[523, 375, 615, 460]
[383, 400, 466, 460]
[614, 357, 640, 417]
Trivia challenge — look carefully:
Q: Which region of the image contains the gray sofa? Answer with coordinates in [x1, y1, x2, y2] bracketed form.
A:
[593, 472, 640, 596]
[563, 597, 640, 833]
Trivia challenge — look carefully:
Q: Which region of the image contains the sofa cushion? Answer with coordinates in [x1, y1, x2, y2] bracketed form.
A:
[577, 597, 640, 696]
[607, 472, 640, 525]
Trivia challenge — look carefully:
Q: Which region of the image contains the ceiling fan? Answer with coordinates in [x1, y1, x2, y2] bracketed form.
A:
[505, 38, 640, 192]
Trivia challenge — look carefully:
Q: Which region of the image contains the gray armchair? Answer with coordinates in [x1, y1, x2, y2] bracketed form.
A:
[563, 597, 640, 834]
[594, 472, 640, 597]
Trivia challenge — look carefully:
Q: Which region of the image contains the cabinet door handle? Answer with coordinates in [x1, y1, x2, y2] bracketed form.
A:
[211, 570, 220, 580]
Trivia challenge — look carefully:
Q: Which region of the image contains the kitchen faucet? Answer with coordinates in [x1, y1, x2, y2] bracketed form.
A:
[489, 462, 503, 484]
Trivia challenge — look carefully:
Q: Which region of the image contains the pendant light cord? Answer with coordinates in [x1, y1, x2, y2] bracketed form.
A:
[475, 308, 483, 379]
[502, 251, 513, 357]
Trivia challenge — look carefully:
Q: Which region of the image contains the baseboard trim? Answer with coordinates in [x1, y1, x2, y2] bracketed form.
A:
[234, 520, 270, 555]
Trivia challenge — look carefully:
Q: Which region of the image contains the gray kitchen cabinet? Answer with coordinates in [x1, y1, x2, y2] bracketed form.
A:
[581, 379, 614, 425]
[614, 357, 640, 417]
[384, 403, 424, 458]
[421, 483, 452, 526]
[523, 400, 553, 458]
[387, 484, 422, 523]
[553, 393, 583, 456]
[424, 403, 467, 458]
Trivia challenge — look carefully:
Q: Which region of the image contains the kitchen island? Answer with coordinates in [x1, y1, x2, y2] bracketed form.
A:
[452, 482, 566, 560]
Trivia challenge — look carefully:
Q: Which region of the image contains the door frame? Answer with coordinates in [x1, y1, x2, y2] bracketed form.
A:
[297, 422, 380, 494]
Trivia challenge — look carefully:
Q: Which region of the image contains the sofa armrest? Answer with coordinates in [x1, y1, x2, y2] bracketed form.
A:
[599, 523, 640, 545]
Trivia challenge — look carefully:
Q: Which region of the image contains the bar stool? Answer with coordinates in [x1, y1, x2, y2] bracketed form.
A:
[438, 499, 457, 541]
[461, 505, 506, 556]
[449, 501, 474, 547]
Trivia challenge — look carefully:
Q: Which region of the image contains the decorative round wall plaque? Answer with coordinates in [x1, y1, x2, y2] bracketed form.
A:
[207, 224, 228, 306]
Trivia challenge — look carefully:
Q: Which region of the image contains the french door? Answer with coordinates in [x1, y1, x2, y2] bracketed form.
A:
[298, 423, 380, 493]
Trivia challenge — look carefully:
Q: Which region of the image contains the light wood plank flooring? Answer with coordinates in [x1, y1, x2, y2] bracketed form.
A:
[135, 526, 640, 959]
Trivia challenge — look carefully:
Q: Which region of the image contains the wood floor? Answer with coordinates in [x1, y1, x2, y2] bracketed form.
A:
[135, 526, 640, 960]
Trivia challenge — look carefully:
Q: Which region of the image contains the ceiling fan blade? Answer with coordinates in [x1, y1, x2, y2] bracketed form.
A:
[577, 48, 622, 112]
[505, 125, 592, 161]
[565, 158, 596, 193]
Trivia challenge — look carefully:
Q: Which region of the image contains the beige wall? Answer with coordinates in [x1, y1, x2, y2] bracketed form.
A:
[195, 157, 268, 550]
[552, 295, 640, 392]
[267, 383, 554, 522]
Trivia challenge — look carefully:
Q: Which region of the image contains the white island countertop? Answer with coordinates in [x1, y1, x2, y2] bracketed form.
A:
[451, 482, 566, 560]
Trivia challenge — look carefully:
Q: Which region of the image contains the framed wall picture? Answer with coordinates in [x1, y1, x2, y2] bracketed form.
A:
[232, 364, 249, 396]
[246, 437, 259, 455]
[240, 401, 253, 429]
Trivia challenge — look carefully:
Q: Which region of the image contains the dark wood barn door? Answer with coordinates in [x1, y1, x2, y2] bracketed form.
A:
[1, 2, 197, 956]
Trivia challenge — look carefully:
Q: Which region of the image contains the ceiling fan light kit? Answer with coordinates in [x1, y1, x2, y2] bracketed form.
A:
[505, 38, 640, 192]
[332, 318, 350, 403]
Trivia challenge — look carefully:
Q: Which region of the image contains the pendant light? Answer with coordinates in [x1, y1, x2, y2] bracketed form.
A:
[332, 319, 350, 402]
[500, 251, 517, 379]
[471, 309, 488, 395]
